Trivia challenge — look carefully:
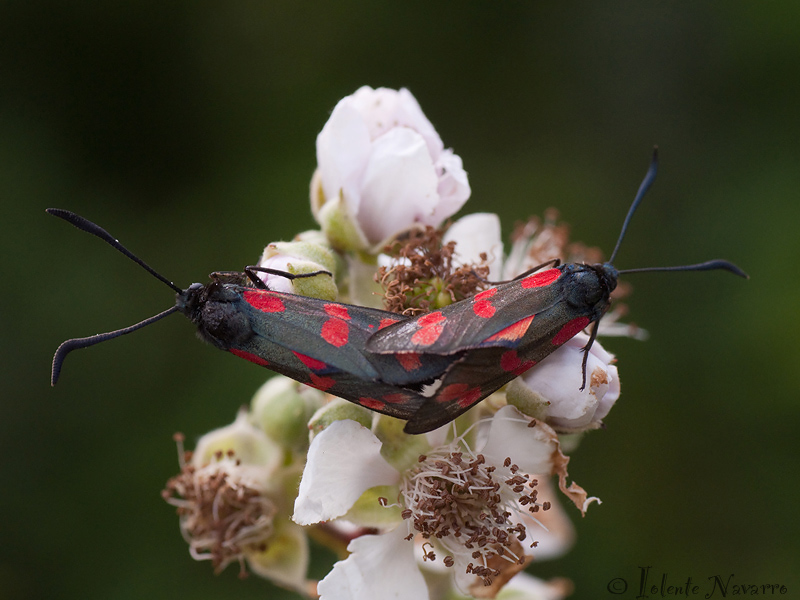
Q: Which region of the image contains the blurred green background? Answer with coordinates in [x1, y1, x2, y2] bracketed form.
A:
[2, 2, 797, 599]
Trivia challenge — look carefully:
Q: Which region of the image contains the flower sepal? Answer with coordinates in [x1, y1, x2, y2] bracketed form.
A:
[342, 484, 403, 528]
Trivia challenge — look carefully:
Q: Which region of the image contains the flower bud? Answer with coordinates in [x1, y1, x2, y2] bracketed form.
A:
[307, 397, 373, 439]
[256, 239, 338, 300]
[313, 86, 470, 252]
[506, 333, 620, 432]
[250, 376, 325, 449]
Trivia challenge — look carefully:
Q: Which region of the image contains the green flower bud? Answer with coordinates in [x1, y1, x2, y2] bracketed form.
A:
[307, 398, 372, 439]
[373, 414, 431, 472]
[250, 377, 325, 450]
[258, 240, 339, 300]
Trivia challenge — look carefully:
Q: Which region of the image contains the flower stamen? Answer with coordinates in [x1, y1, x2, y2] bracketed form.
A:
[162, 444, 277, 577]
[399, 440, 549, 586]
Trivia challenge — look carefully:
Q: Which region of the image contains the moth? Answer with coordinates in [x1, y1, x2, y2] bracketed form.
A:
[367, 150, 748, 433]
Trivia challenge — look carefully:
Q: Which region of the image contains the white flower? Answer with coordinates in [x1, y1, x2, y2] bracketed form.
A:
[293, 407, 595, 599]
[497, 573, 574, 600]
[312, 86, 470, 251]
[506, 332, 620, 432]
[163, 411, 310, 593]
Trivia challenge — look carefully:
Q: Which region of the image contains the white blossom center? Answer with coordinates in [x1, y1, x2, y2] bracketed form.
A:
[398, 443, 551, 586]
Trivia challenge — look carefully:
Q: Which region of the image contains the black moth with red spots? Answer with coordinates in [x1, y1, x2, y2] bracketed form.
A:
[368, 149, 748, 434]
[47, 209, 460, 421]
[47, 150, 747, 434]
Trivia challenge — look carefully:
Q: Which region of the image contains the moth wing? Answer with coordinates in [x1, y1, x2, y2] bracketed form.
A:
[402, 303, 591, 434]
[238, 289, 458, 386]
[366, 271, 569, 356]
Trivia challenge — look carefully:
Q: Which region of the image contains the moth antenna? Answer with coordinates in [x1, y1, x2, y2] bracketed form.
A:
[46, 208, 182, 293]
[51, 306, 180, 386]
[618, 259, 749, 278]
[608, 147, 659, 265]
[243, 266, 332, 288]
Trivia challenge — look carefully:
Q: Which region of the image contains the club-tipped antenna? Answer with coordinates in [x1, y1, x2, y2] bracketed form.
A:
[46, 208, 182, 294]
[618, 259, 749, 278]
[50, 305, 180, 386]
[608, 147, 659, 264]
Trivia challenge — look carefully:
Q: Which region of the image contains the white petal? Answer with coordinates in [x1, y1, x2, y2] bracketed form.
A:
[516, 479, 575, 561]
[350, 86, 444, 160]
[443, 212, 503, 280]
[293, 419, 400, 525]
[500, 573, 573, 600]
[357, 127, 440, 244]
[480, 405, 558, 475]
[432, 149, 471, 224]
[316, 99, 372, 215]
[318, 526, 428, 600]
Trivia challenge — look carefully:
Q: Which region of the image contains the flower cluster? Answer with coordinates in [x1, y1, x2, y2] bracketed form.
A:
[163, 86, 640, 599]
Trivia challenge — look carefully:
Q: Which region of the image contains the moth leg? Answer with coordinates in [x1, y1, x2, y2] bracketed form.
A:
[243, 266, 333, 289]
[469, 258, 563, 286]
[510, 258, 562, 282]
[579, 320, 600, 391]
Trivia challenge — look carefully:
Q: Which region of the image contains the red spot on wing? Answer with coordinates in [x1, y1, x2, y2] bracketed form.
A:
[485, 315, 535, 343]
[293, 351, 327, 371]
[229, 348, 270, 367]
[552, 316, 590, 346]
[244, 290, 286, 313]
[437, 383, 484, 409]
[307, 373, 335, 392]
[324, 304, 351, 320]
[396, 352, 422, 372]
[321, 318, 349, 347]
[500, 350, 536, 375]
[378, 318, 400, 330]
[472, 299, 496, 318]
[521, 268, 561, 289]
[382, 393, 410, 405]
[473, 288, 498, 301]
[359, 397, 385, 410]
[473, 287, 498, 318]
[411, 311, 446, 346]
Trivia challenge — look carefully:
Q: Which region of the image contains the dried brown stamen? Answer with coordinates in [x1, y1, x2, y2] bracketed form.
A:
[399, 446, 549, 587]
[162, 448, 276, 577]
[377, 225, 491, 314]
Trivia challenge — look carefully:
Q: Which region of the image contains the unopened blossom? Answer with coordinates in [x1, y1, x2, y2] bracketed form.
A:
[311, 86, 470, 251]
[293, 407, 595, 599]
[249, 376, 327, 450]
[506, 331, 620, 432]
[255, 238, 338, 300]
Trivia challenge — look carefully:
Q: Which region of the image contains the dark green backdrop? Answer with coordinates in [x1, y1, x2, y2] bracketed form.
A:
[2, 2, 797, 599]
